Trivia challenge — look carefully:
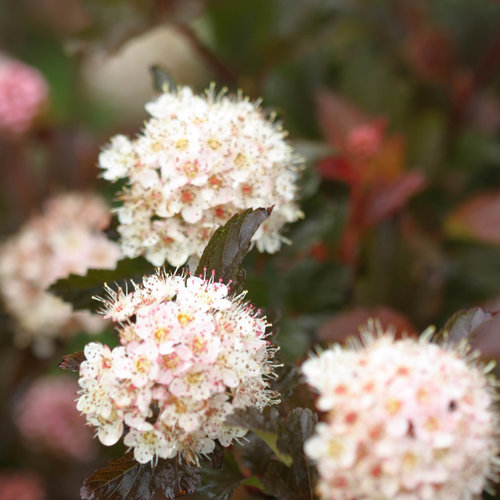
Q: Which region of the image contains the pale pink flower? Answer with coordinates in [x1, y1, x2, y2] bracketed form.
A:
[0, 55, 48, 136]
[78, 270, 279, 464]
[0, 192, 122, 356]
[99, 85, 303, 267]
[14, 376, 96, 461]
[302, 323, 500, 500]
[0, 471, 46, 500]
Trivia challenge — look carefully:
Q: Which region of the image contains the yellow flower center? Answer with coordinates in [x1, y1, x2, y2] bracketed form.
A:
[136, 356, 151, 373]
[175, 138, 188, 150]
[177, 312, 192, 326]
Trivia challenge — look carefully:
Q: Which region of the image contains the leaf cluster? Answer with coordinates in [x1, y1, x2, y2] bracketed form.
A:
[226, 407, 317, 500]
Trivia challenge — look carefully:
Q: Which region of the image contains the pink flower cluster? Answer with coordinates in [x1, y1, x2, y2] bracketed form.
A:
[0, 192, 122, 356]
[0, 471, 46, 500]
[77, 270, 279, 464]
[15, 376, 96, 461]
[0, 55, 48, 136]
[99, 85, 303, 267]
[302, 325, 500, 500]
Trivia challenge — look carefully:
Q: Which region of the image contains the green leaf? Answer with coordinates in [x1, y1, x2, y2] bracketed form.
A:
[198, 454, 262, 500]
[195, 207, 272, 293]
[436, 307, 495, 344]
[150, 64, 176, 93]
[255, 430, 292, 467]
[80, 452, 200, 500]
[48, 257, 157, 313]
[58, 351, 85, 372]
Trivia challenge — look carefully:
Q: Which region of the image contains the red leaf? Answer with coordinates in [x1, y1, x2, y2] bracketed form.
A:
[445, 193, 500, 245]
[318, 306, 417, 343]
[363, 171, 426, 226]
[315, 89, 373, 152]
[317, 156, 359, 184]
[364, 135, 406, 184]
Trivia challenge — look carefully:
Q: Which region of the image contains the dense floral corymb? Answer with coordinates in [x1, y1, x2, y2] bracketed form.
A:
[0, 192, 122, 356]
[302, 325, 500, 500]
[77, 270, 279, 464]
[98, 84, 303, 267]
[0, 54, 48, 136]
[15, 376, 96, 461]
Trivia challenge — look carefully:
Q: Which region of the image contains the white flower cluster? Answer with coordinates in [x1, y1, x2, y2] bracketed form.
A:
[99, 85, 303, 267]
[77, 270, 279, 464]
[302, 325, 500, 500]
[0, 192, 122, 356]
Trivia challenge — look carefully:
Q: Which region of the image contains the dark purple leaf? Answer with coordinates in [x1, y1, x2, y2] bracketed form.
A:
[48, 257, 156, 313]
[437, 307, 496, 345]
[272, 364, 301, 402]
[275, 408, 317, 500]
[198, 454, 248, 500]
[80, 452, 200, 500]
[58, 351, 86, 372]
[227, 407, 316, 500]
[225, 406, 281, 435]
[195, 208, 272, 294]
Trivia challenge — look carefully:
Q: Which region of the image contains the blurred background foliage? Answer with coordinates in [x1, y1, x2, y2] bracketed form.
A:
[1, 0, 500, 498]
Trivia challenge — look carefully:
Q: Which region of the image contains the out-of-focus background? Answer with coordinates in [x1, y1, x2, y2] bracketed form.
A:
[0, 1, 500, 498]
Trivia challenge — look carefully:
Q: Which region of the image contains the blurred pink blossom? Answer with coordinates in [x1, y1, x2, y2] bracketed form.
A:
[0, 192, 122, 356]
[0, 55, 48, 136]
[0, 470, 46, 500]
[15, 376, 97, 461]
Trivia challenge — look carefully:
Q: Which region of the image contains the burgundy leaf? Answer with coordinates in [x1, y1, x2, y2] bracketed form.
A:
[315, 89, 371, 152]
[195, 207, 272, 294]
[446, 192, 500, 245]
[80, 452, 200, 500]
[317, 156, 359, 184]
[363, 171, 425, 226]
[318, 306, 417, 343]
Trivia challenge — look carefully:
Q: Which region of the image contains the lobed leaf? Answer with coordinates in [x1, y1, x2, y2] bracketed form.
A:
[48, 257, 156, 313]
[260, 462, 305, 500]
[80, 452, 200, 500]
[225, 406, 281, 435]
[195, 207, 272, 293]
[198, 453, 250, 500]
[227, 407, 317, 499]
